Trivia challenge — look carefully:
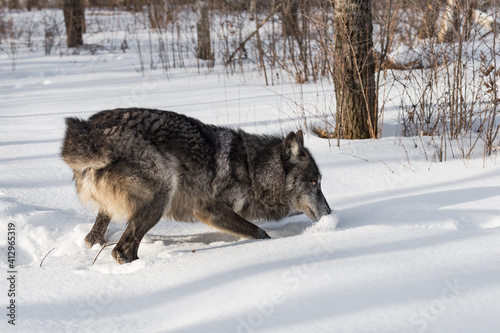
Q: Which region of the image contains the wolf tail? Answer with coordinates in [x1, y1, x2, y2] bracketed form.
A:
[61, 117, 111, 171]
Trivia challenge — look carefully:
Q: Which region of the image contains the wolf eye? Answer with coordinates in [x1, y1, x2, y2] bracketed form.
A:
[310, 180, 318, 187]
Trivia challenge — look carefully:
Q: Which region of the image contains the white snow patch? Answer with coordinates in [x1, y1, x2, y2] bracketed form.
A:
[304, 212, 339, 234]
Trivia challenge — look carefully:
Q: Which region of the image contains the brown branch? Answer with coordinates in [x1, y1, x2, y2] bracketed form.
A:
[92, 230, 112, 265]
[373, 50, 424, 71]
[40, 247, 55, 267]
[226, 2, 281, 65]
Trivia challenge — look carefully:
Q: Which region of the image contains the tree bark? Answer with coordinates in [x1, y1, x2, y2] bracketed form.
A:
[8, 0, 22, 9]
[417, 0, 442, 39]
[63, 0, 85, 48]
[333, 0, 377, 139]
[197, 0, 213, 60]
[281, 0, 299, 40]
[438, 0, 460, 43]
[437, 0, 477, 43]
[27, 0, 44, 11]
[148, 0, 167, 29]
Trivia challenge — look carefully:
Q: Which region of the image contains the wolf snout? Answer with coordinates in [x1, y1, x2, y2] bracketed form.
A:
[315, 196, 332, 220]
[306, 203, 331, 221]
[323, 204, 332, 217]
[302, 192, 332, 221]
[317, 203, 332, 219]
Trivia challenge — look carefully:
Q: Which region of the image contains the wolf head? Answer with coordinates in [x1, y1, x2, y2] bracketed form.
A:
[283, 130, 332, 221]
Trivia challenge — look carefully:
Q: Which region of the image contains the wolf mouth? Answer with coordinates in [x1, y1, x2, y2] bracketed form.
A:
[307, 207, 318, 221]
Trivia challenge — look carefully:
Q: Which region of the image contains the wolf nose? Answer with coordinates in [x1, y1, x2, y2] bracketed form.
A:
[323, 201, 332, 216]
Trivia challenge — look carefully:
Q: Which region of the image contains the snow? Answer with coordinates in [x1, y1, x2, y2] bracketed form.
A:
[1, 9, 500, 333]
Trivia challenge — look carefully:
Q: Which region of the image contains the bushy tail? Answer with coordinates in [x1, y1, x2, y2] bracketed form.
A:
[61, 117, 111, 171]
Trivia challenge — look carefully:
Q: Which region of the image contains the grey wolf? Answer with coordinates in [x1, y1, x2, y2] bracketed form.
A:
[61, 108, 331, 264]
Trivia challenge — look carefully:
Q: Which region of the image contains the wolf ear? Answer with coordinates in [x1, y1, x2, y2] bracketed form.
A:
[296, 130, 304, 145]
[283, 130, 304, 159]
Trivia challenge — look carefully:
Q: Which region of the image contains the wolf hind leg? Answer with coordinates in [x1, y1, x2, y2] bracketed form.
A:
[111, 191, 169, 264]
[84, 210, 111, 248]
[194, 199, 270, 239]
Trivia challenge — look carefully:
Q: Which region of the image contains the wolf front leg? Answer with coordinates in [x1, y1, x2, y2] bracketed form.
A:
[194, 199, 271, 239]
[85, 210, 112, 248]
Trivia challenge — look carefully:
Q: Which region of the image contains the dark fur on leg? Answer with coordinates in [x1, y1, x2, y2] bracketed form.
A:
[84, 210, 111, 248]
[112, 192, 168, 264]
[194, 199, 270, 239]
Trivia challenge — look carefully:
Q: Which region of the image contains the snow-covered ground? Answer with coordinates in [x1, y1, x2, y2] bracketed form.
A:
[1, 9, 500, 333]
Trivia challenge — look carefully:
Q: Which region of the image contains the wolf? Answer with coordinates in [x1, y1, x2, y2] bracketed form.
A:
[61, 108, 331, 264]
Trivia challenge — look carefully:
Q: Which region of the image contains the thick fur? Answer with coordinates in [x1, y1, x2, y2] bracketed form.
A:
[61, 108, 331, 264]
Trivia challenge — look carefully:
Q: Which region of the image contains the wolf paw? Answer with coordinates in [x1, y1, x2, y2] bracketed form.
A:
[258, 229, 271, 239]
[111, 246, 138, 265]
[84, 232, 106, 249]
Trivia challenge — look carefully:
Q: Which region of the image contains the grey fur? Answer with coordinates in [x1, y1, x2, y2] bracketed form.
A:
[61, 108, 331, 264]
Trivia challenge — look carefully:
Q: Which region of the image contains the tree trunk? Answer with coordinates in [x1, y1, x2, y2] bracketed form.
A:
[197, 0, 212, 60]
[437, 0, 461, 43]
[148, 0, 167, 29]
[333, 0, 377, 139]
[8, 0, 22, 9]
[417, 0, 442, 39]
[437, 0, 477, 43]
[281, 0, 299, 40]
[63, 0, 85, 48]
[27, 0, 44, 11]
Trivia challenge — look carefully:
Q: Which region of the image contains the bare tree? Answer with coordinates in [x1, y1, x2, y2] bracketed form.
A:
[148, 0, 168, 29]
[63, 0, 85, 48]
[417, 0, 442, 39]
[281, 0, 299, 40]
[333, 0, 378, 139]
[26, 0, 44, 10]
[197, 0, 212, 60]
[7, 0, 22, 9]
[438, 0, 461, 42]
